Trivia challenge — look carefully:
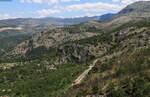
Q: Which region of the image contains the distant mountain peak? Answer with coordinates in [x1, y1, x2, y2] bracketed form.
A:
[99, 13, 115, 21]
[119, 1, 150, 14]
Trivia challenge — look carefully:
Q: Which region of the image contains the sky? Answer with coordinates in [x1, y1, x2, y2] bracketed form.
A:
[0, 0, 149, 19]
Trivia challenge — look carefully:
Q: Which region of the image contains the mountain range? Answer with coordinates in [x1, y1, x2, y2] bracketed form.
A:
[0, 13, 114, 54]
[0, 1, 150, 97]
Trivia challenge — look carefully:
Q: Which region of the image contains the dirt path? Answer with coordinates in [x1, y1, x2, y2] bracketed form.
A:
[72, 59, 99, 86]
[72, 52, 122, 86]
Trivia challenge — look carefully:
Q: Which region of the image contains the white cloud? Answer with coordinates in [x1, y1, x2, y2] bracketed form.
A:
[35, 2, 123, 17]
[36, 9, 60, 16]
[65, 2, 123, 12]
[112, 0, 150, 5]
[112, 0, 120, 2]
[21, 0, 80, 4]
[0, 14, 17, 20]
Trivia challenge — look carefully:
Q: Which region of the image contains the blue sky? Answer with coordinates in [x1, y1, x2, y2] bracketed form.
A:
[0, 0, 149, 19]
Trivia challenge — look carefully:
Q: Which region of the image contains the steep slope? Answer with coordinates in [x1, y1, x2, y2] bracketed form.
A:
[119, 1, 150, 14]
[102, 1, 150, 31]
[66, 47, 150, 97]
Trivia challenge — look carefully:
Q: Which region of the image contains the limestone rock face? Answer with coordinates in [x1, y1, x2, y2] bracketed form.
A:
[7, 26, 97, 56]
[59, 45, 95, 64]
